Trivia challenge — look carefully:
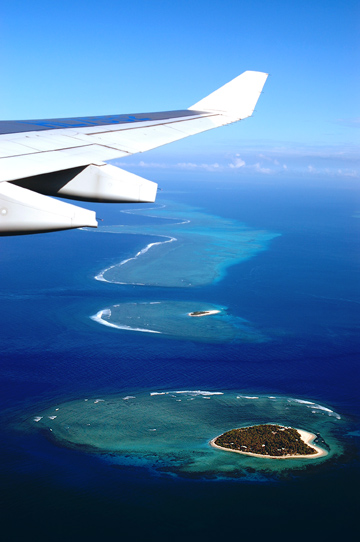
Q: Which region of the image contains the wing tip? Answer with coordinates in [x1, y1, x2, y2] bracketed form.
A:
[189, 70, 268, 119]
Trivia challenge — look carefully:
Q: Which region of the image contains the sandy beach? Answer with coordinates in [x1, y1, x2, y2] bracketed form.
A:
[189, 310, 220, 317]
[210, 428, 327, 459]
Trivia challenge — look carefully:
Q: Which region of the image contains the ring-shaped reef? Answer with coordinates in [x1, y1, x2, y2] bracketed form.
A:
[91, 301, 265, 343]
[28, 392, 347, 480]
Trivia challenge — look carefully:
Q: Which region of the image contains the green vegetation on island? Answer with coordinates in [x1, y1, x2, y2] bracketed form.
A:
[214, 424, 317, 457]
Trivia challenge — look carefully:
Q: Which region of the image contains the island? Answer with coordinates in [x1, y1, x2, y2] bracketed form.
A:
[189, 310, 220, 317]
[210, 424, 327, 459]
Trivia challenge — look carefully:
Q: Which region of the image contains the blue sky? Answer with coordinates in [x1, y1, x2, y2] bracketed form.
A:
[1, 0, 359, 179]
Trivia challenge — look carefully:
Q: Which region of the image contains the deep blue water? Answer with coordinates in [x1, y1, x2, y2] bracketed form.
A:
[0, 176, 359, 541]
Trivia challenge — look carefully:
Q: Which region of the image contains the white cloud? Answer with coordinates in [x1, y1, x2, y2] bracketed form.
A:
[229, 157, 246, 169]
[252, 163, 272, 174]
[305, 164, 359, 178]
[176, 162, 221, 171]
[337, 168, 358, 177]
[111, 143, 360, 179]
[138, 160, 167, 168]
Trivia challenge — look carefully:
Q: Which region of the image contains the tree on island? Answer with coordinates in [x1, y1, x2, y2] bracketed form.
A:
[214, 424, 316, 457]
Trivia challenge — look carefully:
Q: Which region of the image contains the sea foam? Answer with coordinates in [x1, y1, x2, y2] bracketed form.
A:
[95, 236, 176, 284]
[90, 309, 161, 334]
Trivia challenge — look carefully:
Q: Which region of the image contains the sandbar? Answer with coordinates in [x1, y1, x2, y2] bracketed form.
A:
[210, 427, 327, 459]
[189, 310, 221, 317]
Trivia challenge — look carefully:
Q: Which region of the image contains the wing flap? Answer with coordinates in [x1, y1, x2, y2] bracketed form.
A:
[0, 146, 130, 183]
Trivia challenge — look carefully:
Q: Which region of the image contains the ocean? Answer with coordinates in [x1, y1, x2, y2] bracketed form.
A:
[0, 175, 359, 541]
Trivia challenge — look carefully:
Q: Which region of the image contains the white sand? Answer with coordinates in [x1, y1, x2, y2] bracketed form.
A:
[189, 310, 220, 317]
[210, 427, 327, 459]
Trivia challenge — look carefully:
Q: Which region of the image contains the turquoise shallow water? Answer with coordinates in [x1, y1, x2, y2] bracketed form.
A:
[94, 202, 279, 287]
[90, 201, 278, 342]
[27, 391, 344, 480]
[1, 179, 359, 540]
[91, 301, 264, 343]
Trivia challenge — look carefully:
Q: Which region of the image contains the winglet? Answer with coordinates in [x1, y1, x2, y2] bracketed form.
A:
[189, 70, 268, 120]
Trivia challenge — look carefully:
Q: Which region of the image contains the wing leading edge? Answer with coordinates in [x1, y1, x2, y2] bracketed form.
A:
[0, 71, 268, 235]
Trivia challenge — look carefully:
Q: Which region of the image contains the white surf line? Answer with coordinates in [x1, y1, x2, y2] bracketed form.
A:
[174, 390, 224, 396]
[120, 203, 167, 212]
[288, 398, 341, 418]
[119, 204, 191, 225]
[90, 309, 161, 334]
[149, 390, 224, 397]
[94, 202, 192, 282]
[95, 235, 176, 283]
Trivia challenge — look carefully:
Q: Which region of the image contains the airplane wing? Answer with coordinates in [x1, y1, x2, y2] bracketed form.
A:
[0, 71, 268, 235]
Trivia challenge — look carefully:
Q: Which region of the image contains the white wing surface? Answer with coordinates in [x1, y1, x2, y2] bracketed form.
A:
[0, 71, 268, 235]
